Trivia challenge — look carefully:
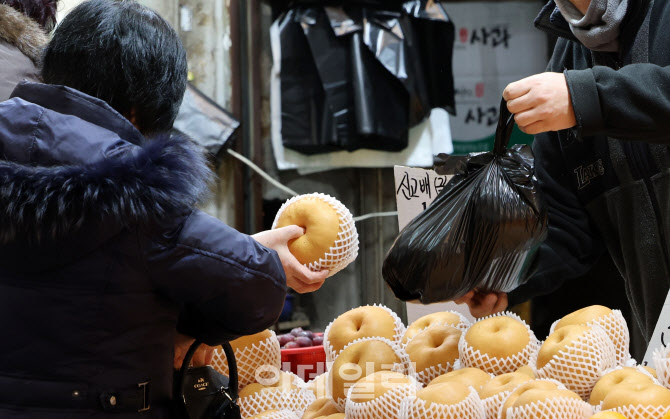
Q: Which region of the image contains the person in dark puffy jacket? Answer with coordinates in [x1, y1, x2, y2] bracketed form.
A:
[0, 0, 327, 417]
[0, 0, 57, 101]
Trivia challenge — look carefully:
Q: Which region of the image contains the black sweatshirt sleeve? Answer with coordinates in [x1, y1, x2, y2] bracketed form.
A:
[566, 63, 670, 142]
[508, 130, 607, 306]
[508, 39, 608, 305]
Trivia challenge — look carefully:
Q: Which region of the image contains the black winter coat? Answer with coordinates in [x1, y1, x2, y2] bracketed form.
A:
[510, 0, 670, 342]
[0, 82, 287, 417]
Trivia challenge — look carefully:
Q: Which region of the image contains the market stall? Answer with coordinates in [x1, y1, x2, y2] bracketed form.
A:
[211, 303, 670, 419]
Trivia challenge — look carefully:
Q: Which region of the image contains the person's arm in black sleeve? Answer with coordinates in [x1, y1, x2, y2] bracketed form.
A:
[508, 130, 606, 306]
[504, 38, 670, 142]
[144, 209, 287, 345]
[566, 63, 670, 142]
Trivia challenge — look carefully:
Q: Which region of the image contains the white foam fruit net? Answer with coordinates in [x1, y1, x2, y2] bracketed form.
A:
[494, 378, 567, 419]
[302, 371, 332, 400]
[345, 376, 420, 419]
[302, 397, 345, 418]
[404, 311, 472, 340]
[413, 362, 456, 388]
[405, 323, 462, 386]
[483, 391, 513, 419]
[329, 336, 412, 409]
[654, 346, 670, 390]
[459, 312, 540, 376]
[272, 193, 359, 278]
[211, 331, 281, 391]
[239, 386, 316, 418]
[248, 410, 300, 419]
[399, 387, 486, 419]
[323, 304, 406, 365]
[610, 405, 670, 419]
[599, 364, 661, 386]
[505, 397, 593, 419]
[550, 310, 630, 367]
[536, 326, 617, 400]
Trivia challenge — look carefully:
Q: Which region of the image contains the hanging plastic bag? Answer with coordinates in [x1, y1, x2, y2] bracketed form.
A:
[382, 98, 547, 304]
[270, 1, 455, 155]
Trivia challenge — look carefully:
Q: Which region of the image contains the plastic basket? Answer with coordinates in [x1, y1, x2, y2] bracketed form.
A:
[281, 344, 327, 382]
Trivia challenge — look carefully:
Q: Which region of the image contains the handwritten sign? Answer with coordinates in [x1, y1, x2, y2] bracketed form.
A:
[448, 2, 547, 154]
[643, 291, 670, 364]
[393, 166, 451, 231]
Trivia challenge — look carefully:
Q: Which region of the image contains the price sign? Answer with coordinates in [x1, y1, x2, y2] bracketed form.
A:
[643, 291, 670, 365]
[393, 166, 451, 231]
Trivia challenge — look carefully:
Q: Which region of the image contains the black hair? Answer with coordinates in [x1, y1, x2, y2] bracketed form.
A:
[41, 0, 188, 135]
[1, 0, 58, 31]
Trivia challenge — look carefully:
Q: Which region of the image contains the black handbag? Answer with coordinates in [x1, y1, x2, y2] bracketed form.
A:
[173, 340, 241, 419]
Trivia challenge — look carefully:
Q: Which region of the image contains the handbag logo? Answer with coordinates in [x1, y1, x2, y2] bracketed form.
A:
[194, 378, 209, 391]
[575, 159, 605, 190]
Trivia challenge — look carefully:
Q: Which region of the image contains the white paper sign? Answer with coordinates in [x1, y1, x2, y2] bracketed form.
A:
[643, 291, 670, 364]
[393, 166, 475, 324]
[393, 166, 451, 231]
[446, 1, 547, 154]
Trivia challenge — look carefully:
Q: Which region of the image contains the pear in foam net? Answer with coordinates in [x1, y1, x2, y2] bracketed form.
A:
[246, 411, 299, 419]
[405, 325, 461, 385]
[480, 372, 535, 400]
[345, 371, 417, 419]
[303, 398, 342, 419]
[536, 324, 617, 399]
[329, 339, 403, 407]
[428, 367, 492, 393]
[402, 311, 468, 344]
[506, 387, 591, 419]
[601, 382, 670, 414]
[500, 380, 563, 419]
[554, 305, 629, 365]
[461, 314, 538, 375]
[399, 381, 486, 419]
[589, 367, 656, 406]
[273, 193, 358, 277]
[324, 305, 403, 360]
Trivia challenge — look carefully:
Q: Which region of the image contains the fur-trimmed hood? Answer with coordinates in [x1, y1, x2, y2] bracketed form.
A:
[0, 3, 48, 64]
[0, 82, 214, 247]
[0, 135, 214, 244]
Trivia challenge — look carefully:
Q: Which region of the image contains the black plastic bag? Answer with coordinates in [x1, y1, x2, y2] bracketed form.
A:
[173, 83, 240, 158]
[276, 8, 345, 154]
[273, 1, 455, 155]
[403, 1, 455, 118]
[382, 99, 547, 304]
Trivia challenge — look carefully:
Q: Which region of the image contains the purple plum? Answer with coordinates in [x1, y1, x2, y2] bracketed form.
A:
[312, 336, 324, 346]
[290, 327, 304, 337]
[295, 336, 312, 347]
[284, 341, 300, 349]
[297, 331, 314, 339]
[277, 334, 294, 346]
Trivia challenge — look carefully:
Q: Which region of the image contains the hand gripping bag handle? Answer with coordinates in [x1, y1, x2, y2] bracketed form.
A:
[493, 97, 516, 156]
[175, 341, 240, 418]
